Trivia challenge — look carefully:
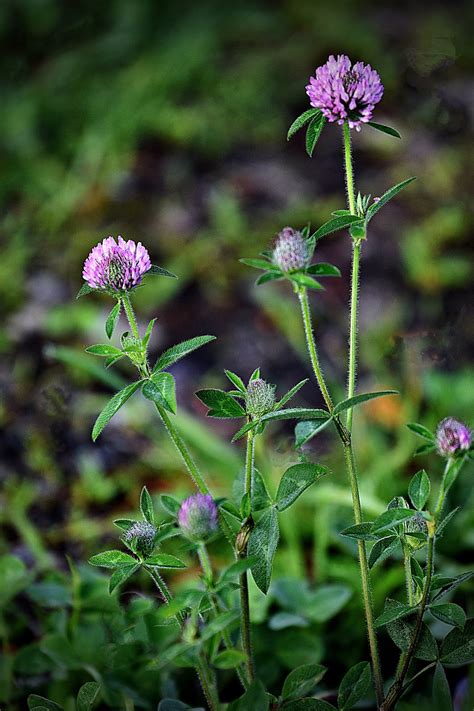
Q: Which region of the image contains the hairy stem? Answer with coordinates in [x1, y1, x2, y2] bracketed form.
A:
[121, 293, 141, 339]
[346, 240, 361, 431]
[298, 285, 384, 706]
[342, 121, 356, 214]
[403, 543, 415, 607]
[146, 566, 219, 710]
[238, 432, 255, 682]
[198, 544, 248, 690]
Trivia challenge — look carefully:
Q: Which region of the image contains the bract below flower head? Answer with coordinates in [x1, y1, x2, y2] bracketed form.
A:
[273, 227, 308, 273]
[436, 417, 471, 457]
[178, 494, 218, 541]
[83, 236, 151, 292]
[306, 54, 383, 130]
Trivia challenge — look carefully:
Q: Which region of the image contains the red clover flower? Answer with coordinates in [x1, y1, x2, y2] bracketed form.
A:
[178, 494, 218, 541]
[83, 236, 151, 292]
[436, 417, 471, 457]
[273, 227, 309, 272]
[306, 54, 383, 130]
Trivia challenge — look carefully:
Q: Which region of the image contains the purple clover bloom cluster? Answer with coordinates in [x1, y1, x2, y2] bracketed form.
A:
[273, 227, 308, 272]
[306, 54, 384, 129]
[178, 494, 219, 541]
[83, 236, 151, 292]
[436, 417, 471, 457]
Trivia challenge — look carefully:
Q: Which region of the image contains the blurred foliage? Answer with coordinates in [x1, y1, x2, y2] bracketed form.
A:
[0, 0, 473, 708]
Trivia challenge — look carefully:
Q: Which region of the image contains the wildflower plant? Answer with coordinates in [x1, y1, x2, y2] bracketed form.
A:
[51, 53, 473, 711]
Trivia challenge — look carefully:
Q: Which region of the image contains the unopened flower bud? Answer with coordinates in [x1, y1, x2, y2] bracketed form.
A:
[436, 418, 471, 457]
[273, 227, 308, 273]
[235, 517, 254, 557]
[124, 521, 157, 557]
[178, 494, 218, 541]
[246, 378, 276, 417]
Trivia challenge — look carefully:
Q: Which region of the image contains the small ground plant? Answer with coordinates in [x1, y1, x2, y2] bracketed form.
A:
[31, 54, 472, 711]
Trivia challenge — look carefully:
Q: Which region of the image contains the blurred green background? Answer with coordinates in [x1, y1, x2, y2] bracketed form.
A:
[1, 1, 473, 709]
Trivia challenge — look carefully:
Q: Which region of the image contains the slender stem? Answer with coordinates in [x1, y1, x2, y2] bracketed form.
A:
[146, 565, 219, 710]
[403, 543, 415, 607]
[121, 293, 141, 339]
[344, 445, 384, 705]
[342, 121, 356, 215]
[401, 661, 437, 695]
[238, 432, 255, 682]
[297, 285, 384, 706]
[198, 544, 247, 691]
[346, 240, 361, 431]
[297, 287, 334, 413]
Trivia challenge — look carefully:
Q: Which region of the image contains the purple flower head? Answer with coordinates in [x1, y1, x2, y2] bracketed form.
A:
[436, 418, 471, 457]
[124, 520, 157, 557]
[273, 227, 308, 272]
[306, 55, 384, 130]
[178, 494, 218, 541]
[82, 236, 151, 292]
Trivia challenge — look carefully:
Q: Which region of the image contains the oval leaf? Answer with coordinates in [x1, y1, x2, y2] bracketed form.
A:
[338, 661, 372, 711]
[333, 390, 398, 416]
[143, 372, 177, 414]
[140, 486, 154, 524]
[408, 470, 431, 510]
[153, 335, 215, 372]
[276, 463, 327, 511]
[287, 108, 320, 140]
[430, 603, 466, 630]
[282, 663, 327, 700]
[89, 550, 137, 569]
[440, 619, 474, 666]
[92, 380, 143, 441]
[248, 507, 279, 594]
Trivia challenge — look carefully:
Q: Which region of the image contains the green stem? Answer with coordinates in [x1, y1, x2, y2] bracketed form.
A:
[297, 287, 334, 413]
[238, 432, 255, 682]
[198, 544, 247, 691]
[121, 292, 141, 339]
[346, 240, 361, 431]
[146, 565, 219, 710]
[342, 121, 356, 215]
[403, 543, 415, 607]
[298, 285, 384, 706]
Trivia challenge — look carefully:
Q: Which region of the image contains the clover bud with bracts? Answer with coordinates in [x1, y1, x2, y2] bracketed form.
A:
[436, 417, 471, 458]
[124, 520, 158, 558]
[245, 378, 276, 418]
[178, 494, 219, 542]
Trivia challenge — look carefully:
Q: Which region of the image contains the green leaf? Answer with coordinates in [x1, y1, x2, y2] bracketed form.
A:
[113, 518, 136, 532]
[386, 600, 438, 660]
[436, 508, 459, 538]
[367, 120, 401, 138]
[338, 661, 372, 711]
[408, 470, 431, 510]
[262, 407, 330, 424]
[288, 272, 324, 290]
[224, 370, 246, 392]
[368, 536, 399, 568]
[145, 554, 186, 569]
[92, 380, 143, 441]
[287, 108, 320, 140]
[431, 572, 473, 602]
[77, 682, 101, 711]
[140, 486, 154, 523]
[200, 610, 240, 642]
[85, 344, 123, 357]
[333, 390, 398, 415]
[440, 619, 474, 666]
[366, 177, 416, 222]
[340, 523, 376, 541]
[213, 649, 247, 669]
[432, 663, 453, 711]
[105, 302, 121, 339]
[306, 263, 341, 277]
[161, 494, 181, 516]
[282, 663, 327, 700]
[195, 388, 246, 418]
[430, 603, 466, 630]
[305, 585, 352, 623]
[276, 463, 327, 511]
[275, 379, 308, 409]
[228, 679, 269, 711]
[248, 507, 279, 594]
[89, 550, 137, 568]
[148, 264, 177, 278]
[109, 564, 140, 593]
[372, 508, 417, 534]
[407, 422, 435, 441]
[256, 271, 284, 285]
[154, 335, 216, 372]
[294, 418, 332, 447]
[143, 372, 177, 414]
[239, 258, 278, 271]
[306, 113, 326, 157]
[28, 696, 64, 711]
[143, 318, 157, 349]
[375, 600, 414, 628]
[312, 215, 363, 242]
[76, 283, 95, 299]
[217, 558, 257, 587]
